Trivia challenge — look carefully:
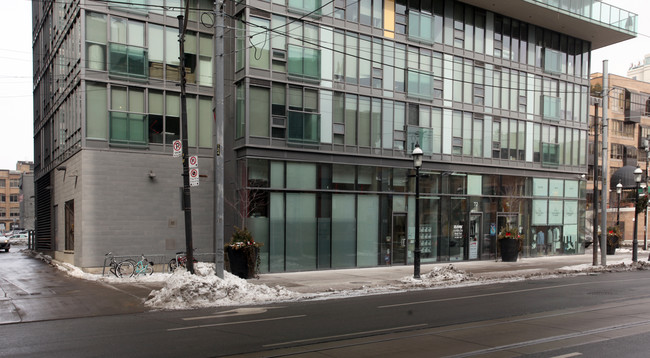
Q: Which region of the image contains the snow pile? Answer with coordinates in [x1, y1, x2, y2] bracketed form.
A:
[145, 263, 301, 310]
[401, 264, 479, 287]
[559, 259, 650, 273]
[23, 249, 52, 264]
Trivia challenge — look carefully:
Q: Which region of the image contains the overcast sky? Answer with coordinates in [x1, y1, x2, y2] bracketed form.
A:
[0, 0, 648, 170]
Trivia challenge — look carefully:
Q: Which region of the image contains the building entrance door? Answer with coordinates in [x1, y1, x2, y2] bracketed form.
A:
[469, 213, 482, 260]
[392, 214, 407, 265]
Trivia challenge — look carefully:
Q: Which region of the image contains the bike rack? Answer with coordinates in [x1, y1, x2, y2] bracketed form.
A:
[102, 252, 218, 276]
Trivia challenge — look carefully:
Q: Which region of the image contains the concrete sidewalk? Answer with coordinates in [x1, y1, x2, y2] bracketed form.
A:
[253, 248, 644, 293]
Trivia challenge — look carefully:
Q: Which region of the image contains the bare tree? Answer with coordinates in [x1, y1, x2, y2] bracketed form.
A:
[225, 187, 268, 229]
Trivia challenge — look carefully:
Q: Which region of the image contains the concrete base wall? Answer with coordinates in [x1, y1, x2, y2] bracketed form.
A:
[51, 149, 214, 268]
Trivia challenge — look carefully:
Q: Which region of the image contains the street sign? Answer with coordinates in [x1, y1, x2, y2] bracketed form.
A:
[189, 155, 198, 168]
[190, 168, 199, 187]
[173, 140, 182, 157]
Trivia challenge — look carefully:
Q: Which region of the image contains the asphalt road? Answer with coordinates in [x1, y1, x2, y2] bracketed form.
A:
[3, 247, 650, 357]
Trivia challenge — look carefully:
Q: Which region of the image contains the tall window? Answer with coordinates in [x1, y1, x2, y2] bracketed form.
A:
[86, 12, 107, 71]
[250, 87, 270, 137]
[543, 48, 562, 75]
[288, 87, 320, 144]
[109, 17, 147, 78]
[250, 17, 270, 70]
[86, 82, 108, 139]
[543, 96, 561, 121]
[288, 22, 321, 81]
[110, 87, 147, 145]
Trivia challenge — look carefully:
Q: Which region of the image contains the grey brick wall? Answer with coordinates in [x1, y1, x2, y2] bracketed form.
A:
[65, 149, 214, 268]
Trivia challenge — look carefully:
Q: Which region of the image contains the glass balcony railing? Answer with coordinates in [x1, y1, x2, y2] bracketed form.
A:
[527, 0, 637, 34]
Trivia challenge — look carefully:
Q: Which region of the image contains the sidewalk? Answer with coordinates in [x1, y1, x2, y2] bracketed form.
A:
[253, 248, 644, 294]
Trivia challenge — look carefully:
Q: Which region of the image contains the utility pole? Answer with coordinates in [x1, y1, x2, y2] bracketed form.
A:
[639, 138, 650, 250]
[592, 102, 599, 266]
[178, 5, 195, 274]
[213, 0, 225, 278]
[600, 60, 609, 266]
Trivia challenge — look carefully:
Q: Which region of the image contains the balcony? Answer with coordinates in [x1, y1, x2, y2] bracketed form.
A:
[459, 0, 636, 49]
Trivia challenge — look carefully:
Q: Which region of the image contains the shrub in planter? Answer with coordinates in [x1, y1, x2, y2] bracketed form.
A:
[606, 226, 622, 255]
[225, 227, 263, 279]
[498, 225, 523, 262]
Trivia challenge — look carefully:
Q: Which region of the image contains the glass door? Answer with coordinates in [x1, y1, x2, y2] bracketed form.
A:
[392, 214, 407, 265]
[469, 213, 482, 260]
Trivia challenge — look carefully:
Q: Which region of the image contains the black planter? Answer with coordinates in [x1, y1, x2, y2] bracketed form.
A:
[606, 244, 616, 255]
[500, 239, 520, 262]
[226, 247, 258, 279]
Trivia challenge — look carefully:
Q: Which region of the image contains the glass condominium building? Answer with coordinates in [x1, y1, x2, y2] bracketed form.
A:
[226, 0, 637, 272]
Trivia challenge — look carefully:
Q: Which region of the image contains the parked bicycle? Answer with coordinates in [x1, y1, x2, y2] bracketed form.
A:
[105, 252, 135, 278]
[169, 250, 198, 272]
[130, 254, 154, 276]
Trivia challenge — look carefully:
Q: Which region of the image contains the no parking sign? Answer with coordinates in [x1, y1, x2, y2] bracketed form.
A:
[190, 168, 199, 187]
[172, 140, 182, 157]
[189, 155, 198, 168]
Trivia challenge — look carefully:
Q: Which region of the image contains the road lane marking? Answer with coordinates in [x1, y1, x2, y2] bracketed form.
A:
[378, 277, 650, 309]
[168, 315, 305, 331]
[445, 319, 650, 357]
[552, 353, 582, 358]
[263, 324, 427, 347]
[184, 307, 283, 321]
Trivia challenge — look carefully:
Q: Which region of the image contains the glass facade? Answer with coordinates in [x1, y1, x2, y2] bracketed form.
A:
[229, 0, 599, 272]
[243, 159, 586, 272]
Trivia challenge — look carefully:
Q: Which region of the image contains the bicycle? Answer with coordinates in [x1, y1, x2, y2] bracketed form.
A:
[169, 250, 198, 272]
[105, 252, 135, 278]
[130, 254, 154, 276]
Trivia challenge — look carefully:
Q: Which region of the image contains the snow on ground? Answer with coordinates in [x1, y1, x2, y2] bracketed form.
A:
[400, 264, 482, 288]
[22, 248, 650, 310]
[558, 259, 650, 273]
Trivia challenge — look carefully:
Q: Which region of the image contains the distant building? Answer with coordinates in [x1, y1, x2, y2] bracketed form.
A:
[589, 73, 650, 244]
[19, 161, 35, 231]
[627, 54, 650, 82]
[0, 162, 33, 232]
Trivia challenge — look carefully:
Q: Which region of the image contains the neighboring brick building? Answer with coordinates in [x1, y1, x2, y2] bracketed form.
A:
[19, 161, 35, 231]
[589, 73, 650, 246]
[0, 162, 33, 232]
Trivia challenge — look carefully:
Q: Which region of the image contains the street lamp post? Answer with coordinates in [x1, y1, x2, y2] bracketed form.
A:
[633, 166, 643, 262]
[643, 141, 650, 250]
[642, 182, 647, 251]
[616, 181, 622, 227]
[412, 144, 423, 279]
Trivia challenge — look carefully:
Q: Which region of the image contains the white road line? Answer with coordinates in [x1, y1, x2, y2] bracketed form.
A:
[168, 315, 306, 331]
[378, 277, 650, 309]
[263, 324, 428, 348]
[446, 320, 650, 358]
[551, 353, 582, 358]
[184, 307, 282, 321]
